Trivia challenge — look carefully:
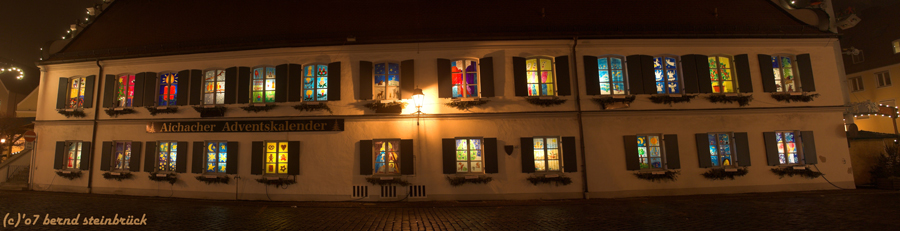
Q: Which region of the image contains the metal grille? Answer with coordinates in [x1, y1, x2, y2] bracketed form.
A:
[380, 185, 396, 198]
[352, 185, 368, 198]
[409, 185, 426, 198]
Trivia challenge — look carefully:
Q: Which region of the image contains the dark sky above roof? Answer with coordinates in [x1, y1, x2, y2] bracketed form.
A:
[47, 0, 830, 63]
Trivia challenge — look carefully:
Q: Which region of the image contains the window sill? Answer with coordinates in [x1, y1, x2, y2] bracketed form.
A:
[451, 97, 483, 102]
[104, 107, 136, 117]
[57, 109, 86, 118]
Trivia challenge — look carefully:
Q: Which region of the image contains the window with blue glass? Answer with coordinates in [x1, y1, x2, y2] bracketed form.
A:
[775, 131, 800, 164]
[707, 133, 734, 167]
[636, 135, 664, 169]
[771, 55, 799, 92]
[113, 141, 132, 171]
[653, 56, 680, 94]
[373, 139, 400, 174]
[206, 141, 227, 173]
[451, 60, 479, 98]
[158, 72, 178, 106]
[252, 67, 276, 103]
[374, 63, 400, 100]
[597, 55, 626, 95]
[303, 64, 328, 101]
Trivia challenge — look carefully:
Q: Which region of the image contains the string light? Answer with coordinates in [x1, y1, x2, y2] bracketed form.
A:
[0, 65, 25, 80]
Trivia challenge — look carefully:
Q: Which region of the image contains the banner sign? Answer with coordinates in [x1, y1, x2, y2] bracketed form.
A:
[146, 119, 344, 133]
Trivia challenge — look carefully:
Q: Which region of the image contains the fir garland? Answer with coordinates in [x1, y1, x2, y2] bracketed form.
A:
[148, 172, 177, 184]
[634, 171, 679, 182]
[526, 175, 572, 186]
[192, 106, 227, 117]
[102, 172, 133, 181]
[446, 175, 493, 186]
[195, 175, 230, 185]
[701, 168, 749, 180]
[770, 93, 820, 103]
[649, 95, 696, 105]
[707, 94, 753, 107]
[57, 110, 86, 118]
[770, 167, 823, 179]
[525, 98, 567, 107]
[591, 96, 636, 109]
[55, 171, 82, 180]
[363, 101, 408, 113]
[293, 103, 332, 114]
[364, 177, 411, 186]
[445, 100, 489, 111]
[104, 108, 136, 117]
[240, 104, 276, 113]
[256, 177, 297, 187]
[146, 106, 178, 116]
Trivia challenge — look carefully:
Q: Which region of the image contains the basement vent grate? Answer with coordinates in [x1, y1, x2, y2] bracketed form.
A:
[409, 185, 426, 198]
[380, 185, 397, 198]
[352, 185, 368, 198]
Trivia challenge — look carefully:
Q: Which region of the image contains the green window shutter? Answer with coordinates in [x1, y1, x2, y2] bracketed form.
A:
[176, 142, 188, 173]
[83, 75, 96, 108]
[102, 75, 116, 108]
[583, 56, 601, 95]
[625, 55, 645, 94]
[562, 136, 577, 173]
[763, 132, 780, 166]
[191, 142, 204, 173]
[54, 141, 65, 169]
[129, 142, 142, 171]
[442, 138, 456, 174]
[237, 67, 250, 104]
[733, 54, 754, 93]
[288, 64, 303, 102]
[695, 133, 713, 168]
[796, 54, 816, 92]
[328, 62, 342, 101]
[80, 142, 92, 170]
[693, 55, 711, 94]
[56, 78, 69, 109]
[400, 60, 415, 99]
[359, 61, 373, 100]
[520, 137, 534, 173]
[758, 54, 777, 92]
[100, 141, 112, 171]
[359, 140, 373, 175]
[175, 70, 190, 106]
[623, 136, 640, 170]
[275, 64, 288, 103]
[132, 73, 144, 107]
[144, 141, 156, 173]
[801, 131, 817, 164]
[189, 70, 202, 105]
[142, 72, 157, 106]
[681, 55, 700, 94]
[224, 67, 238, 104]
[733, 133, 752, 167]
[555, 55, 572, 96]
[483, 138, 499, 174]
[513, 57, 527, 96]
[226, 142, 238, 174]
[400, 139, 414, 175]
[479, 57, 495, 97]
[437, 59, 452, 98]
[251, 141, 263, 175]
[664, 135, 680, 169]
[640, 55, 656, 95]
[287, 141, 300, 175]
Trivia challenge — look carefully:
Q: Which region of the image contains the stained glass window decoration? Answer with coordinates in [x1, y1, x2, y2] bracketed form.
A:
[264, 141, 289, 175]
[158, 73, 178, 106]
[68, 77, 86, 109]
[526, 57, 556, 96]
[771, 55, 799, 92]
[455, 138, 484, 173]
[65, 141, 82, 169]
[157, 141, 177, 172]
[533, 137, 561, 172]
[373, 63, 400, 100]
[116, 75, 136, 107]
[451, 60, 479, 98]
[374, 140, 400, 174]
[776, 131, 801, 165]
[113, 141, 132, 171]
[203, 70, 226, 105]
[251, 67, 276, 103]
[653, 56, 680, 94]
[598, 56, 626, 95]
[205, 141, 227, 173]
[708, 56, 735, 93]
[303, 65, 328, 101]
[707, 133, 734, 167]
[637, 135, 664, 169]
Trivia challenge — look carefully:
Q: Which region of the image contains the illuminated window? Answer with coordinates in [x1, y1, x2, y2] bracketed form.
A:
[708, 56, 735, 93]
[374, 139, 400, 174]
[113, 141, 132, 171]
[374, 63, 400, 100]
[706, 133, 734, 167]
[771, 55, 800, 92]
[203, 70, 225, 105]
[451, 60, 479, 98]
[893, 40, 900, 54]
[533, 137, 561, 172]
[303, 65, 328, 101]
[205, 141, 227, 173]
[67, 77, 87, 109]
[264, 141, 289, 175]
[252, 67, 276, 103]
[597, 55, 626, 95]
[636, 135, 664, 169]
[157, 141, 177, 172]
[454, 138, 484, 173]
[158, 72, 179, 106]
[525, 57, 556, 96]
[876, 71, 892, 88]
[849, 76, 864, 92]
[115, 74, 135, 107]
[65, 141, 83, 169]
[775, 131, 802, 165]
[653, 56, 680, 94]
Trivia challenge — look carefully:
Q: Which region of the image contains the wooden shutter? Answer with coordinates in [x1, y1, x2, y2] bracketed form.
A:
[251, 141, 263, 175]
[359, 140, 373, 175]
[129, 142, 142, 171]
[400, 139, 414, 175]
[226, 142, 238, 174]
[625, 55, 645, 94]
[623, 136, 640, 170]
[288, 64, 303, 102]
[189, 70, 202, 105]
[102, 75, 116, 108]
[400, 60, 415, 99]
[695, 133, 713, 168]
[437, 59, 452, 98]
[555, 55, 572, 96]
[562, 136, 577, 172]
[664, 135, 680, 169]
[100, 141, 111, 171]
[175, 70, 190, 106]
[583, 56, 601, 95]
[479, 57, 495, 97]
[191, 141, 204, 173]
[681, 55, 701, 94]
[54, 141, 65, 169]
[734, 132, 752, 167]
[237, 67, 250, 104]
[144, 141, 156, 172]
[275, 64, 288, 102]
[763, 132, 780, 166]
[484, 138, 499, 174]
[80, 142, 92, 170]
[288, 141, 300, 175]
[693, 55, 710, 94]
[733, 54, 754, 93]
[328, 62, 342, 101]
[132, 73, 145, 107]
[176, 142, 188, 173]
[83, 75, 96, 108]
[641, 56, 657, 94]
[520, 137, 534, 173]
[143, 72, 157, 106]
[359, 61, 373, 100]
[796, 54, 816, 92]
[758, 54, 777, 92]
[225, 67, 238, 104]
[56, 78, 69, 109]
[513, 57, 528, 96]
[442, 138, 456, 174]
[801, 131, 817, 164]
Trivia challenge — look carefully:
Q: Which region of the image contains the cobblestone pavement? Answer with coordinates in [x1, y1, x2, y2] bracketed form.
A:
[1, 189, 898, 230]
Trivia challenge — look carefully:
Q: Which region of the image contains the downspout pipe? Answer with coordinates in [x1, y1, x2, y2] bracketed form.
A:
[87, 59, 104, 193]
[570, 37, 589, 199]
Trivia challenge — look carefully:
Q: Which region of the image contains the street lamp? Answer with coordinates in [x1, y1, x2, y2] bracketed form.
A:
[412, 88, 424, 125]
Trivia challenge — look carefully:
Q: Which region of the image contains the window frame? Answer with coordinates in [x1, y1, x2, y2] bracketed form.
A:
[449, 59, 481, 99]
[706, 132, 737, 168]
[894, 40, 900, 54]
[373, 61, 401, 101]
[250, 66, 276, 104]
[597, 55, 628, 95]
[202, 69, 227, 106]
[372, 139, 401, 175]
[708, 55, 738, 94]
[263, 140, 290, 176]
[771, 54, 802, 92]
[454, 137, 485, 175]
[525, 56, 558, 97]
[852, 50, 865, 64]
[876, 71, 893, 88]
[156, 71, 180, 106]
[774, 130, 804, 166]
[849, 76, 864, 92]
[66, 76, 87, 109]
[532, 136, 563, 172]
[652, 55, 682, 94]
[204, 140, 228, 174]
[302, 63, 330, 102]
[635, 134, 667, 171]
[112, 140, 133, 172]
[114, 73, 136, 108]
[63, 140, 84, 170]
[156, 141, 178, 173]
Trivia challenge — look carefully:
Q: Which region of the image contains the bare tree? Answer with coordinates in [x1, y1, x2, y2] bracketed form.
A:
[0, 113, 29, 160]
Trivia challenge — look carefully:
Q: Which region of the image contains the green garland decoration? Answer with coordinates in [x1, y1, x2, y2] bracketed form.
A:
[445, 100, 489, 111]
[102, 172, 133, 181]
[525, 98, 567, 107]
[104, 108, 136, 117]
[446, 175, 493, 186]
[591, 96, 636, 109]
[195, 175, 230, 185]
[770, 167, 823, 179]
[148, 172, 177, 184]
[363, 101, 408, 112]
[707, 94, 753, 107]
[649, 95, 696, 105]
[55, 171, 82, 180]
[57, 110, 86, 118]
[634, 171, 679, 182]
[240, 104, 276, 113]
[192, 106, 227, 117]
[364, 177, 411, 186]
[256, 177, 297, 187]
[293, 103, 332, 114]
[770, 93, 819, 103]
[701, 168, 749, 180]
[146, 106, 178, 116]
[526, 175, 572, 186]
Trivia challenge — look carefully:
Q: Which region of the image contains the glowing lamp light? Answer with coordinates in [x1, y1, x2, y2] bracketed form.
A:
[1, 138, 5, 143]
[412, 88, 424, 112]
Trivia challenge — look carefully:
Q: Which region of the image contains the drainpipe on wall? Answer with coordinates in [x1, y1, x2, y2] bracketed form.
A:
[87, 60, 104, 193]
[570, 37, 589, 199]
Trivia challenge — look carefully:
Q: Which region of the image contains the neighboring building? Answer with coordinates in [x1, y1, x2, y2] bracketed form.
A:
[31, 0, 855, 201]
